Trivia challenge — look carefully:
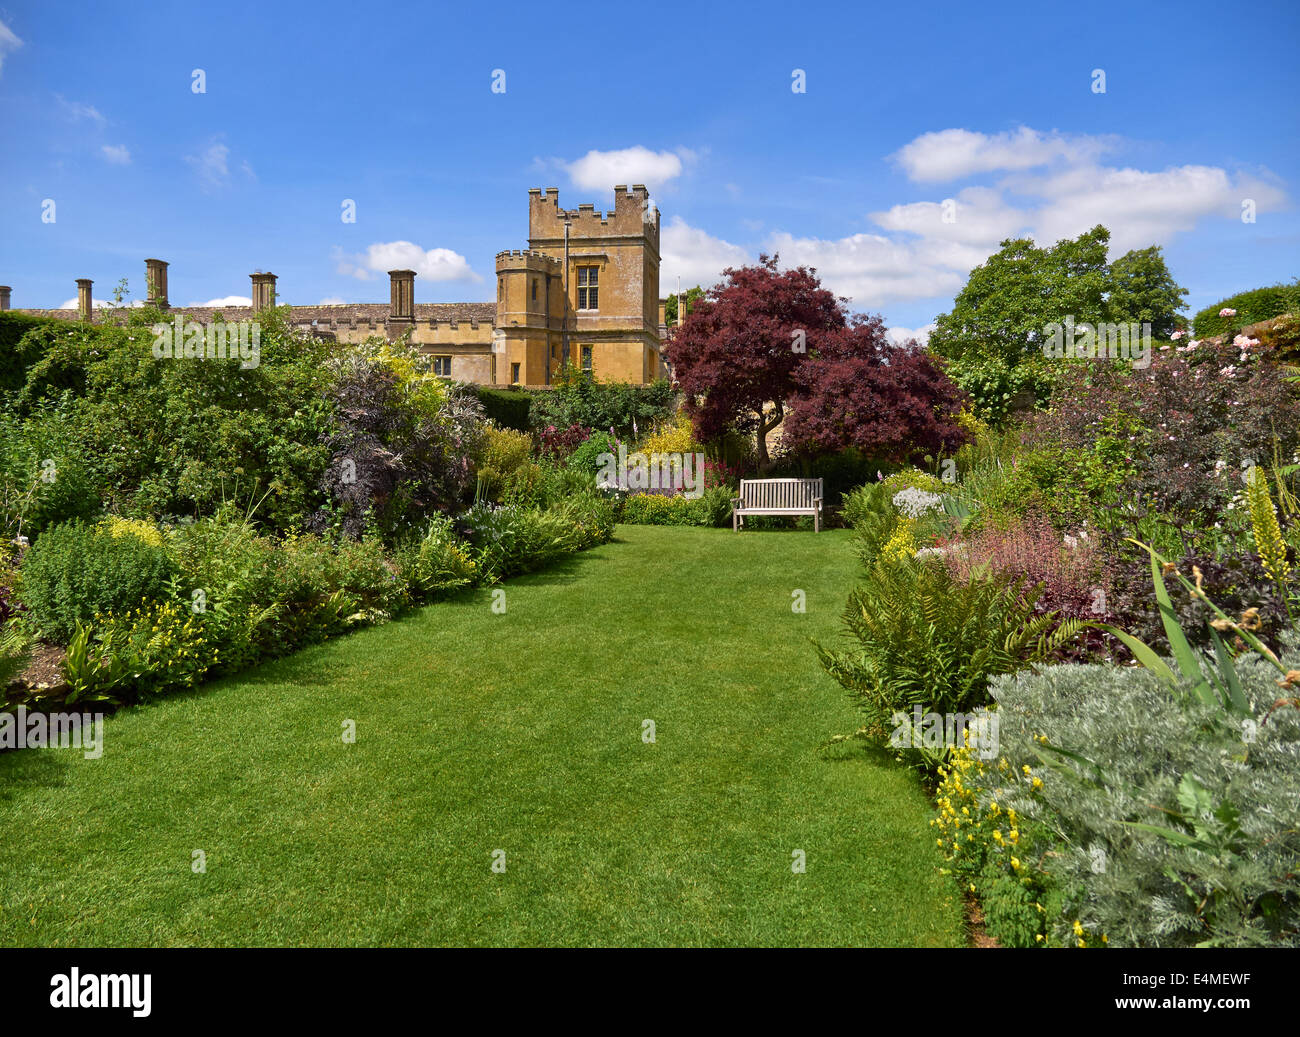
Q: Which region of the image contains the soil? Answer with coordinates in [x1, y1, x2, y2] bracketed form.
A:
[967, 893, 1000, 948]
[8, 643, 67, 696]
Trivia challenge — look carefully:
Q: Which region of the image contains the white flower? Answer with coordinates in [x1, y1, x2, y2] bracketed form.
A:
[892, 487, 943, 518]
[1220, 308, 1237, 318]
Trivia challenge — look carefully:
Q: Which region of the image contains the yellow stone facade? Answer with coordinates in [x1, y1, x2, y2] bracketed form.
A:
[6, 186, 668, 388]
[285, 185, 666, 386]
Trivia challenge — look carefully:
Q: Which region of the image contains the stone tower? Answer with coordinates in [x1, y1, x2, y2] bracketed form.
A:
[523, 185, 663, 384]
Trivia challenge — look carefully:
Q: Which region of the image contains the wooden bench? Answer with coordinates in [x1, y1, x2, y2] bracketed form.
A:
[732, 478, 823, 532]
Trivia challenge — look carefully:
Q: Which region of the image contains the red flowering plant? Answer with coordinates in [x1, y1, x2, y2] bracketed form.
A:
[937, 512, 1116, 661]
[702, 458, 740, 491]
[534, 422, 592, 463]
[1027, 333, 1300, 534]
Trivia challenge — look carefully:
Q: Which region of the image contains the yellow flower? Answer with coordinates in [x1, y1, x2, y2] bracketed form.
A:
[1247, 466, 1291, 584]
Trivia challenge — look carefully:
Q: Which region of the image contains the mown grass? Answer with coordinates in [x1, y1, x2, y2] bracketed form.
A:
[0, 525, 962, 946]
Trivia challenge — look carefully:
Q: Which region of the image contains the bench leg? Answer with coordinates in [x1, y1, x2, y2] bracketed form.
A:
[733, 510, 738, 532]
[814, 510, 820, 534]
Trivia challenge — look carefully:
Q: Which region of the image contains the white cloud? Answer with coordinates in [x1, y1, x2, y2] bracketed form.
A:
[659, 216, 750, 293]
[57, 297, 143, 309]
[870, 185, 1030, 276]
[101, 144, 130, 165]
[893, 127, 1116, 183]
[186, 140, 230, 192]
[886, 323, 936, 346]
[1013, 163, 1288, 254]
[564, 147, 691, 192]
[57, 95, 104, 124]
[184, 139, 253, 193]
[318, 296, 347, 305]
[0, 19, 20, 75]
[188, 296, 252, 307]
[778, 128, 1294, 311]
[335, 241, 481, 283]
[765, 230, 967, 308]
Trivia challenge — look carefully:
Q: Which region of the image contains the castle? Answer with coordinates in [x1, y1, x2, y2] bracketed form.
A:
[0, 185, 670, 387]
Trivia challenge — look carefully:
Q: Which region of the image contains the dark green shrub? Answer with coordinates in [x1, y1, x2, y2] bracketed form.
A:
[618, 486, 731, 527]
[0, 403, 102, 537]
[458, 503, 580, 581]
[8, 309, 338, 534]
[815, 557, 1077, 772]
[553, 492, 616, 547]
[17, 519, 177, 642]
[396, 515, 479, 601]
[528, 371, 676, 438]
[0, 313, 60, 394]
[1192, 281, 1300, 338]
[566, 430, 619, 476]
[472, 387, 532, 431]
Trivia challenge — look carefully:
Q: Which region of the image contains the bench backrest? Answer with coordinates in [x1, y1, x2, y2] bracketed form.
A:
[739, 478, 822, 509]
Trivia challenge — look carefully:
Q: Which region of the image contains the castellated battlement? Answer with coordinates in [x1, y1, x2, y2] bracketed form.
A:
[494, 249, 562, 270]
[528, 185, 659, 243]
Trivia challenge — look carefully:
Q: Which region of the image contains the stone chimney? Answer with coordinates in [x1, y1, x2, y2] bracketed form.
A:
[0, 286, 10, 311]
[76, 279, 93, 320]
[145, 258, 169, 308]
[251, 271, 277, 313]
[387, 269, 416, 338]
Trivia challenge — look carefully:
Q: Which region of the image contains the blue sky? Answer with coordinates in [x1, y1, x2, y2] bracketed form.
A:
[2, 0, 1297, 338]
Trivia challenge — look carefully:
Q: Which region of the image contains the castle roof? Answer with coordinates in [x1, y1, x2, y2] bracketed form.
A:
[10, 301, 498, 324]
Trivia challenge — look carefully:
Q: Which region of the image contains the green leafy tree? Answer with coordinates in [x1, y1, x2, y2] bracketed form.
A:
[1106, 245, 1188, 338]
[930, 226, 1112, 366]
[663, 285, 705, 326]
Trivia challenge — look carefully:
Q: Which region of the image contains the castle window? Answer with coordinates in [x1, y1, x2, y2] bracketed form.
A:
[498, 277, 503, 299]
[432, 355, 452, 377]
[510, 362, 521, 385]
[531, 278, 538, 301]
[577, 266, 599, 310]
[581, 345, 593, 372]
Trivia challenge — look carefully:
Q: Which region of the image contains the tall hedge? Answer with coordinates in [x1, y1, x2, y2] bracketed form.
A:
[1192, 281, 1300, 338]
[0, 313, 61, 394]
[473, 387, 532, 431]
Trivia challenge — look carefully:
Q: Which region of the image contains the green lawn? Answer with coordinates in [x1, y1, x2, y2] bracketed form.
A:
[0, 525, 963, 947]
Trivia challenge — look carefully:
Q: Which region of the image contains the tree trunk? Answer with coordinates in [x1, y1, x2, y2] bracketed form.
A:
[755, 400, 782, 473]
